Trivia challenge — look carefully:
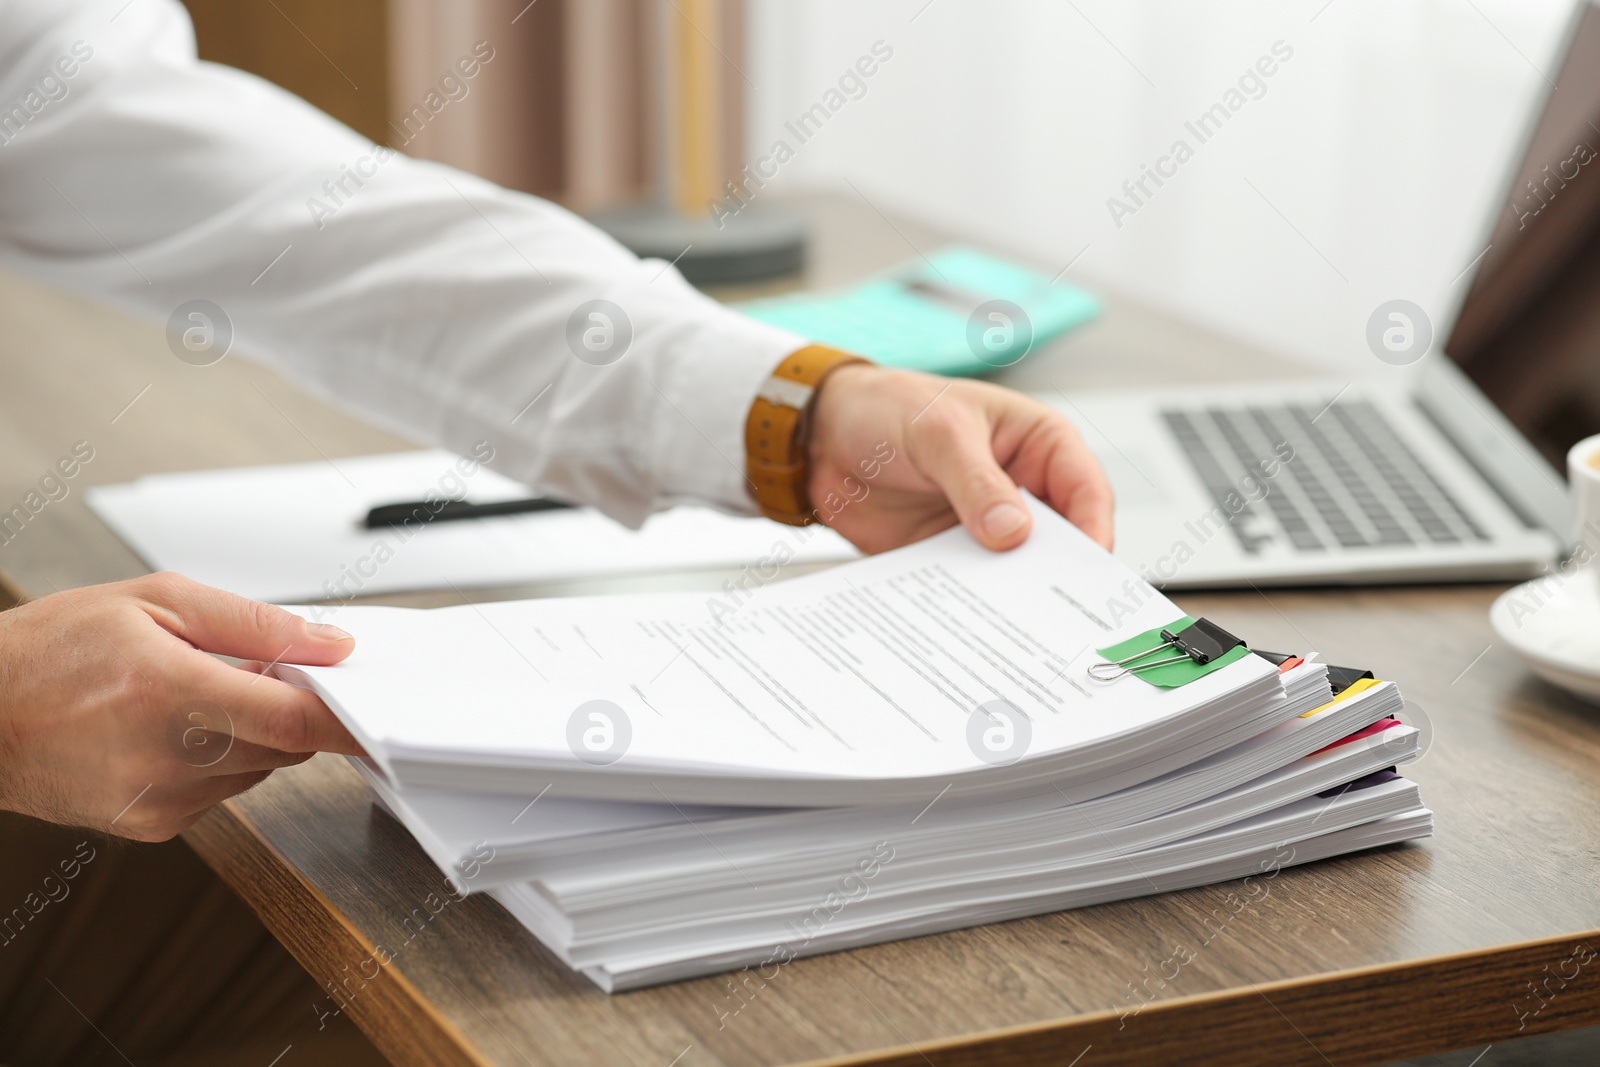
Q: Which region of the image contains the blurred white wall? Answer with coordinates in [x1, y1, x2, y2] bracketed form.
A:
[745, 0, 1575, 372]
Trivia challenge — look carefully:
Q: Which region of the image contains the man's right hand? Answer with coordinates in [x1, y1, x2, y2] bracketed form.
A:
[0, 573, 362, 841]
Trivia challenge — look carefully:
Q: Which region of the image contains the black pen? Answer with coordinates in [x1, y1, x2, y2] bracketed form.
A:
[362, 497, 575, 530]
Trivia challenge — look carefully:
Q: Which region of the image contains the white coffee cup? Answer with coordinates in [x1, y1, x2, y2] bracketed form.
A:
[1568, 433, 1600, 577]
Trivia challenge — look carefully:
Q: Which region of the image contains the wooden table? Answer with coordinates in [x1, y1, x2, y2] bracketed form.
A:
[2, 194, 1597, 1067]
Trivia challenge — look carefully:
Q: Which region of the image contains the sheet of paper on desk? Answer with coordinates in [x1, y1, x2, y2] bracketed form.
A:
[85, 450, 858, 603]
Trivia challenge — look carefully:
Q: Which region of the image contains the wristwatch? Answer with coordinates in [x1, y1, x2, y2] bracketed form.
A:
[744, 344, 869, 526]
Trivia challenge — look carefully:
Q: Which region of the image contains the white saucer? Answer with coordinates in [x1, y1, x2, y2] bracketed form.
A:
[1490, 570, 1600, 705]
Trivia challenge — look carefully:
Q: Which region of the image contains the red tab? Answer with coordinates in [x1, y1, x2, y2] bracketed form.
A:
[1311, 717, 1402, 756]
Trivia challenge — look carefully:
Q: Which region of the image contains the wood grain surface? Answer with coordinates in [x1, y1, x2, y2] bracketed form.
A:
[1, 194, 1597, 1066]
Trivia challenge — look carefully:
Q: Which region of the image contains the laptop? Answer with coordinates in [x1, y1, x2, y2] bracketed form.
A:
[1050, 0, 1600, 588]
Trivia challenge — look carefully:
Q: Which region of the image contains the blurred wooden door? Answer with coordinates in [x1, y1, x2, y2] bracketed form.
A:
[181, 0, 744, 210]
[182, 0, 391, 147]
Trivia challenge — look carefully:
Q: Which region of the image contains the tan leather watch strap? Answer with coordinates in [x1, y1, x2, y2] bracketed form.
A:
[745, 344, 869, 525]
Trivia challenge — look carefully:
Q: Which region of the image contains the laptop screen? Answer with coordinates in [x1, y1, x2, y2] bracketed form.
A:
[1445, 0, 1600, 468]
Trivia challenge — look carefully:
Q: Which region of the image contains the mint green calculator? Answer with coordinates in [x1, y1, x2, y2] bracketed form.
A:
[736, 245, 1099, 377]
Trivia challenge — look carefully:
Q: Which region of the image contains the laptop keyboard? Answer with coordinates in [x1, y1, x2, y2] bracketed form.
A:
[1159, 399, 1490, 555]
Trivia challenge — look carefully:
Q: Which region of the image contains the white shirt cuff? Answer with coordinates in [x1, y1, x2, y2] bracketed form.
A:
[644, 279, 807, 516]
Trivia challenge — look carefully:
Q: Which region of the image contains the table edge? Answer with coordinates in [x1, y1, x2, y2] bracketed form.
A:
[793, 926, 1600, 1067]
[184, 797, 497, 1067]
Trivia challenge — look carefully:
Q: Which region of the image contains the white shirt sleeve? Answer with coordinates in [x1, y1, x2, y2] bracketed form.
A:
[0, 0, 806, 526]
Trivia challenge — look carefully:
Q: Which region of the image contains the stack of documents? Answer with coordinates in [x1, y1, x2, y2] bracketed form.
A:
[279, 497, 1431, 991]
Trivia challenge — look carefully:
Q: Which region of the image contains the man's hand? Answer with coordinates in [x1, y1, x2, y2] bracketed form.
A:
[0, 574, 361, 841]
[807, 364, 1114, 554]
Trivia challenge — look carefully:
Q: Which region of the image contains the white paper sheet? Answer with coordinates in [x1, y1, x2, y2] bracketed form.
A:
[360, 707, 1415, 894]
[494, 795, 1435, 991]
[85, 450, 858, 602]
[280, 496, 1285, 804]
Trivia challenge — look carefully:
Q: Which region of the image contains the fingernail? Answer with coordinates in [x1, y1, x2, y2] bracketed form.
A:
[309, 623, 353, 642]
[982, 502, 1028, 540]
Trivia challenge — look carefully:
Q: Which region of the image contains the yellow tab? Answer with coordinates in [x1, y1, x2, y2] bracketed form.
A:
[1299, 675, 1383, 718]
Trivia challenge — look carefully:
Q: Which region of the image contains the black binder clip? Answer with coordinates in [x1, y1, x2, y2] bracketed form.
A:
[1088, 617, 1245, 682]
[1256, 649, 1375, 692]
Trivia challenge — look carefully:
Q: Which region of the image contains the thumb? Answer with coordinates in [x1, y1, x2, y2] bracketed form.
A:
[914, 411, 1033, 551]
[135, 573, 355, 665]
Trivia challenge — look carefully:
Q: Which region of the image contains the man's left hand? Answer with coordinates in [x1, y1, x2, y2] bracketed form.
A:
[805, 364, 1115, 555]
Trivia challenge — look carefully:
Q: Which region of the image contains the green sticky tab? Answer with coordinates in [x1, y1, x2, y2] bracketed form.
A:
[1095, 615, 1252, 689]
